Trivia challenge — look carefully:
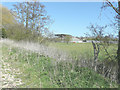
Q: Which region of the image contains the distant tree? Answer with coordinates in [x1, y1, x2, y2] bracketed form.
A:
[64, 35, 71, 44]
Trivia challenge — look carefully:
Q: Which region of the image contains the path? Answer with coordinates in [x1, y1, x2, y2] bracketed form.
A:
[1, 59, 23, 88]
[0, 39, 23, 88]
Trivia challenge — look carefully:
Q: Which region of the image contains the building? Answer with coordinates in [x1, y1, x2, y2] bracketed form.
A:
[54, 34, 85, 43]
[54, 34, 72, 40]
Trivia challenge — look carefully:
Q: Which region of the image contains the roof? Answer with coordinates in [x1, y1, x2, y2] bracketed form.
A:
[55, 34, 72, 38]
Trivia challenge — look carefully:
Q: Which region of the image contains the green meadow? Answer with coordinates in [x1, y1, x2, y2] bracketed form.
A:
[50, 42, 117, 61]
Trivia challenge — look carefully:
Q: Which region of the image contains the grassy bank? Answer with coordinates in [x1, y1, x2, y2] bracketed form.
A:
[2, 43, 118, 88]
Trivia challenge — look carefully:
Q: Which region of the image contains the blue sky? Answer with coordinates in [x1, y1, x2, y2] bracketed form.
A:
[1, 2, 117, 37]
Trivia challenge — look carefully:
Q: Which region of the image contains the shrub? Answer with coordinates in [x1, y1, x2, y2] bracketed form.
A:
[5, 24, 45, 43]
[2, 28, 7, 38]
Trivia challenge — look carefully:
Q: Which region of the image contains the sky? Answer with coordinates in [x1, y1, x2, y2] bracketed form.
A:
[1, 2, 117, 37]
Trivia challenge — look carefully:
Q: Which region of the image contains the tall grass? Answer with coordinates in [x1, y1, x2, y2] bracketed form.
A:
[2, 39, 118, 82]
[50, 42, 118, 82]
[2, 43, 118, 88]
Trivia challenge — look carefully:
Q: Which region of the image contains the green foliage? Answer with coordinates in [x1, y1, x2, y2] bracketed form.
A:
[2, 28, 7, 38]
[0, 5, 16, 26]
[53, 62, 113, 88]
[5, 24, 44, 42]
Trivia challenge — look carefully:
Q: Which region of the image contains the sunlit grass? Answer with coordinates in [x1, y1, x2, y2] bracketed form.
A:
[2, 43, 118, 88]
[50, 42, 117, 61]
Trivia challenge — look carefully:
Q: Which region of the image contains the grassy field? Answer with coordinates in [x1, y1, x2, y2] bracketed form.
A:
[2, 42, 118, 88]
[50, 42, 118, 61]
[50, 42, 93, 59]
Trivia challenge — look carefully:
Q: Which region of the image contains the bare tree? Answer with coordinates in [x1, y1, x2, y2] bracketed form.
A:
[11, 2, 52, 38]
[104, 0, 120, 84]
[64, 35, 71, 44]
[88, 24, 105, 71]
[88, 24, 118, 82]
